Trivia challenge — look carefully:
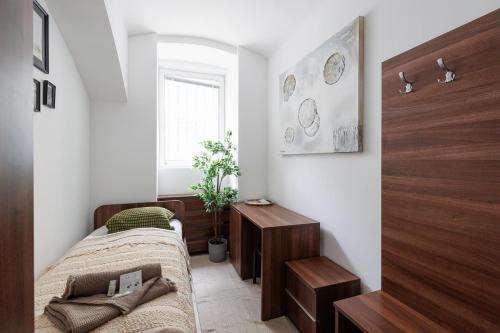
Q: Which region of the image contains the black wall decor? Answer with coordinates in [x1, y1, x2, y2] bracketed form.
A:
[33, 79, 40, 112]
[33, 0, 49, 73]
[43, 80, 56, 108]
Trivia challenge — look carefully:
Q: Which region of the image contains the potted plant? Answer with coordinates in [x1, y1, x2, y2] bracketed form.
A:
[191, 130, 240, 262]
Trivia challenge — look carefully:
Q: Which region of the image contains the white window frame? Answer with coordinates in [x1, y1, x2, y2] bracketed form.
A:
[158, 67, 225, 169]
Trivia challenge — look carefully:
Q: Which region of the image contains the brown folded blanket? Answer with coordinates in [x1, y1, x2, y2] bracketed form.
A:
[45, 264, 177, 333]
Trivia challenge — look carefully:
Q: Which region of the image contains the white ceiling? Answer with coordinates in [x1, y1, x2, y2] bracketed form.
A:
[45, 0, 324, 102]
[117, 0, 325, 56]
[158, 43, 236, 69]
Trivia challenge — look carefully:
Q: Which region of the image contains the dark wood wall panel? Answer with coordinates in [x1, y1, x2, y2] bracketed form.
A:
[0, 0, 34, 331]
[381, 9, 500, 333]
[158, 194, 229, 253]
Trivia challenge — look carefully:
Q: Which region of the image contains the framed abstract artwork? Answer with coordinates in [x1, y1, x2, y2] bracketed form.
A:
[33, 0, 49, 73]
[279, 17, 364, 155]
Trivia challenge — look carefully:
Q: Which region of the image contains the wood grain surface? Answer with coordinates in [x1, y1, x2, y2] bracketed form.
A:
[286, 256, 360, 290]
[0, 0, 34, 331]
[158, 194, 229, 253]
[334, 291, 448, 333]
[230, 204, 320, 321]
[381, 9, 500, 333]
[286, 257, 360, 333]
[261, 224, 320, 320]
[232, 202, 320, 229]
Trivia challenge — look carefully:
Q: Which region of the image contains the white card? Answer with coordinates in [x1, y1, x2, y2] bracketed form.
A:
[119, 270, 142, 294]
[107, 280, 117, 297]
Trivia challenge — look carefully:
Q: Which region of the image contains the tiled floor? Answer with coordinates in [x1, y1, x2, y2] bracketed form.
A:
[190, 254, 299, 333]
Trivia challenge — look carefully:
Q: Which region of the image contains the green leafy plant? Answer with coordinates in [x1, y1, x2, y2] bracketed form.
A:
[191, 130, 241, 243]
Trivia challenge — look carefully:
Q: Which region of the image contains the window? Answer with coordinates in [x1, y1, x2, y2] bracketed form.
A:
[158, 68, 225, 168]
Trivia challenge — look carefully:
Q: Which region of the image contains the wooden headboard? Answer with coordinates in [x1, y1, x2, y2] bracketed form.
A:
[382, 9, 500, 333]
[93, 200, 185, 230]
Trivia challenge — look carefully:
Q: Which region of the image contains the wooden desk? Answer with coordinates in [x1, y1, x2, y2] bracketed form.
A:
[229, 203, 320, 321]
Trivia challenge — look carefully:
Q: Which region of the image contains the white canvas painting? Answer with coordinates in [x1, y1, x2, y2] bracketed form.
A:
[280, 17, 364, 155]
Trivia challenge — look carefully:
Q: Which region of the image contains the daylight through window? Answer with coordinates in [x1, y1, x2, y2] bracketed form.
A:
[158, 69, 225, 168]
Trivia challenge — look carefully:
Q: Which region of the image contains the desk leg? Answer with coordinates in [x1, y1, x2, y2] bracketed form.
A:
[229, 208, 242, 276]
[261, 225, 320, 321]
[230, 208, 261, 280]
[261, 228, 283, 321]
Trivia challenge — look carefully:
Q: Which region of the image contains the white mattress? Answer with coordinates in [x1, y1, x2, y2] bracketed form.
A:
[86, 219, 183, 239]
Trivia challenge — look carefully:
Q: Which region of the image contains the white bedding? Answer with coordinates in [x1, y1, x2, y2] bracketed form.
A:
[86, 219, 183, 239]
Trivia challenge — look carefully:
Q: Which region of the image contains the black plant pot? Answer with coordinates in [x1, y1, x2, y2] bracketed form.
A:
[208, 238, 227, 263]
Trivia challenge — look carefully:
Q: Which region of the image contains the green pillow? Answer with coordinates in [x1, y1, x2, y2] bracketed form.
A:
[105, 207, 175, 234]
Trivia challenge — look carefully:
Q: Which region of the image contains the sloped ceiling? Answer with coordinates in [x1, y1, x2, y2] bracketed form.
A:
[45, 0, 128, 102]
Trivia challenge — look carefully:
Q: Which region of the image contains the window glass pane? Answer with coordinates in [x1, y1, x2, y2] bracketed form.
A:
[162, 75, 221, 167]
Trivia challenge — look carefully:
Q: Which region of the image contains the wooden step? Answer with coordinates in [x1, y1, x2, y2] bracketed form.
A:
[334, 291, 449, 333]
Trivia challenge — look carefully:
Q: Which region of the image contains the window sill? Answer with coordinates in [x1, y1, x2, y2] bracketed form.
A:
[158, 166, 194, 170]
[157, 193, 197, 201]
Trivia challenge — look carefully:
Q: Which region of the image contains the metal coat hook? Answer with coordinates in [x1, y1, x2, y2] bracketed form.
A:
[398, 71, 414, 94]
[437, 58, 455, 83]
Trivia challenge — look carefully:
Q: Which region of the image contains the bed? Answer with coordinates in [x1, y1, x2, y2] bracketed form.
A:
[35, 201, 201, 333]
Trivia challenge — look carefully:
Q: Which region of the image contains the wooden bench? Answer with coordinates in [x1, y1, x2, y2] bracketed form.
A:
[354, 8, 500, 333]
[334, 291, 449, 333]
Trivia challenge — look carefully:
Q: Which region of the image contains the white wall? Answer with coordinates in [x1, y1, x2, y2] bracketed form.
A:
[267, 0, 499, 291]
[238, 47, 268, 200]
[91, 34, 158, 212]
[33, 0, 90, 278]
[158, 168, 203, 195]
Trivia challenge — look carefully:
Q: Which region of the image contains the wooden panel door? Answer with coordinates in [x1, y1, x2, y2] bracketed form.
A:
[0, 0, 34, 331]
[382, 9, 500, 333]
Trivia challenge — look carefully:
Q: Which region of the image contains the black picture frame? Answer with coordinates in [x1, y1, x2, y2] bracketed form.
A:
[33, 79, 41, 112]
[43, 80, 56, 108]
[33, 0, 49, 73]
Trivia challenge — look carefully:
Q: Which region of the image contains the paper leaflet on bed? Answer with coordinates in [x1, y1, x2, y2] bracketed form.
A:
[114, 270, 142, 296]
